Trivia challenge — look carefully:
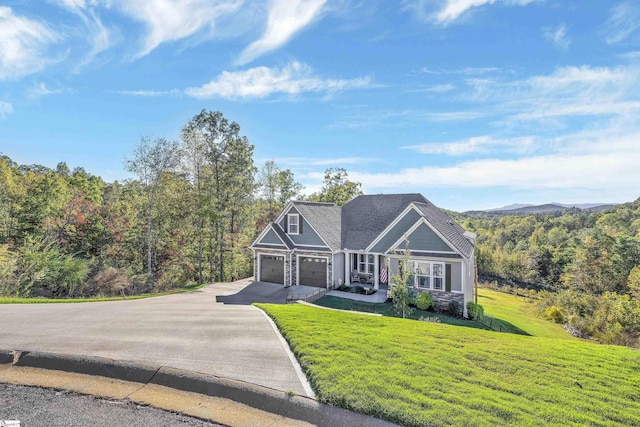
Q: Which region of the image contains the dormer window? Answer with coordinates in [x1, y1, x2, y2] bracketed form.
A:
[287, 214, 299, 235]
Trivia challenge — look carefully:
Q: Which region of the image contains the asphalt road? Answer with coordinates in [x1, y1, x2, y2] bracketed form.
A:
[0, 383, 222, 427]
[0, 280, 307, 395]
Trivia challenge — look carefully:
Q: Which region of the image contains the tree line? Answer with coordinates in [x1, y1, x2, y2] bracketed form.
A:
[0, 109, 362, 298]
[458, 202, 640, 345]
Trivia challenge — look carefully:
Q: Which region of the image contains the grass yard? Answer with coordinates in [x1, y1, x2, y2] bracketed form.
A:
[314, 295, 490, 330]
[258, 303, 640, 427]
[477, 288, 576, 340]
[0, 283, 206, 304]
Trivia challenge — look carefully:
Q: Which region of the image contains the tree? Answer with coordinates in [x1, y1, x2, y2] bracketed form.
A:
[258, 160, 304, 221]
[182, 110, 256, 282]
[388, 237, 414, 319]
[308, 168, 362, 206]
[125, 137, 180, 278]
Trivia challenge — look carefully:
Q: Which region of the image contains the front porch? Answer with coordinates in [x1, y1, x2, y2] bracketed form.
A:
[343, 252, 389, 290]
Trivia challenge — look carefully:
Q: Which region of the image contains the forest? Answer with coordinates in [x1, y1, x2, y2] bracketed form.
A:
[1, 108, 638, 345]
[458, 202, 640, 345]
[0, 110, 361, 300]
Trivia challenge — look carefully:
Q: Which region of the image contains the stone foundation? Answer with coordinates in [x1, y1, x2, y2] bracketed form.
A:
[416, 289, 464, 312]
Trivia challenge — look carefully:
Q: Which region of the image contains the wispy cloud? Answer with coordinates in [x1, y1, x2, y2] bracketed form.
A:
[112, 0, 242, 59]
[185, 61, 372, 100]
[403, 136, 536, 156]
[56, 1, 113, 71]
[238, 0, 327, 65]
[271, 157, 379, 166]
[0, 6, 61, 80]
[543, 23, 571, 50]
[115, 89, 182, 97]
[28, 82, 64, 99]
[0, 101, 13, 118]
[404, 0, 537, 26]
[603, 1, 640, 45]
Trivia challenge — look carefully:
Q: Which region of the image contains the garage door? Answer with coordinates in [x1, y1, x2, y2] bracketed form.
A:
[299, 257, 327, 288]
[260, 255, 284, 284]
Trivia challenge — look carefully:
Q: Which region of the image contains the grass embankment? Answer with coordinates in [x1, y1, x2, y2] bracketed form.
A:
[314, 295, 489, 330]
[477, 288, 576, 340]
[258, 303, 640, 427]
[0, 283, 206, 304]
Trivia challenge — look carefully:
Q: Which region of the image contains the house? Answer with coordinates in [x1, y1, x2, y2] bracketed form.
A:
[250, 193, 476, 315]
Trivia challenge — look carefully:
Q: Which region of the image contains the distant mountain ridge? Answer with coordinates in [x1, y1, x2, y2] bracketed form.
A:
[463, 202, 617, 216]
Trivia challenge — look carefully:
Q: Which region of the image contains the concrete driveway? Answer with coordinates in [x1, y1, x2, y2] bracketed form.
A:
[0, 280, 309, 396]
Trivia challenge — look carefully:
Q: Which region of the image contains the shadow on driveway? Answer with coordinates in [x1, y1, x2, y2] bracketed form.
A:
[216, 282, 289, 305]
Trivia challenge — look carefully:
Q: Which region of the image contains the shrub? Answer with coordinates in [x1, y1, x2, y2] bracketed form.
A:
[93, 267, 130, 296]
[467, 302, 484, 320]
[415, 292, 433, 311]
[544, 305, 565, 323]
[447, 300, 463, 317]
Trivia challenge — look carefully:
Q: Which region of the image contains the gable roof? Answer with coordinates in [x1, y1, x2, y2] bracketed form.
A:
[412, 202, 474, 259]
[290, 201, 342, 251]
[250, 222, 293, 250]
[341, 193, 428, 251]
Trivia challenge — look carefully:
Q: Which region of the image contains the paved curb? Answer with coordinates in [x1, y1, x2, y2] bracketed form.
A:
[1, 350, 396, 427]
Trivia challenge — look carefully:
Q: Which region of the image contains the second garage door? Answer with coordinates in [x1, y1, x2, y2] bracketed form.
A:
[260, 255, 285, 284]
[298, 257, 327, 288]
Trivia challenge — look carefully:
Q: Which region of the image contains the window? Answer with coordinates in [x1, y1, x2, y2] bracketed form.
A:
[358, 254, 375, 274]
[287, 214, 299, 235]
[414, 261, 445, 290]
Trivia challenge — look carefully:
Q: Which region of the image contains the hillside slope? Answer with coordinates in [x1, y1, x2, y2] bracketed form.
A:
[259, 304, 640, 427]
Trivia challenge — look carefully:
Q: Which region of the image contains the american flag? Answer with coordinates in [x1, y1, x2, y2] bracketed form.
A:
[380, 267, 388, 283]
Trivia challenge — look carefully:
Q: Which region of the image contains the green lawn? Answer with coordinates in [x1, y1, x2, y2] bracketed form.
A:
[258, 303, 640, 427]
[477, 288, 576, 340]
[0, 283, 206, 304]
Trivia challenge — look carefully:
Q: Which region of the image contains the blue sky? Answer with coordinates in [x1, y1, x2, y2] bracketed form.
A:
[1, 0, 640, 211]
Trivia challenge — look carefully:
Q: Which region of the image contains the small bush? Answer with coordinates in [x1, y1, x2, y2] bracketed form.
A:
[418, 315, 441, 323]
[415, 292, 433, 311]
[447, 300, 463, 317]
[544, 305, 565, 323]
[467, 302, 484, 320]
[93, 267, 130, 296]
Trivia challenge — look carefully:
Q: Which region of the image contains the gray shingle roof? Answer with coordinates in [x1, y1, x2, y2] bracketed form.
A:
[413, 202, 474, 259]
[269, 194, 474, 259]
[341, 194, 429, 251]
[292, 201, 342, 251]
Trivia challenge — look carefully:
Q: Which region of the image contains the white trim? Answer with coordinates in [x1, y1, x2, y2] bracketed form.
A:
[292, 244, 330, 248]
[253, 243, 287, 248]
[274, 202, 295, 225]
[365, 204, 419, 252]
[414, 261, 446, 291]
[250, 223, 290, 248]
[387, 218, 465, 259]
[296, 254, 329, 289]
[287, 213, 300, 235]
[257, 253, 286, 285]
[387, 255, 464, 263]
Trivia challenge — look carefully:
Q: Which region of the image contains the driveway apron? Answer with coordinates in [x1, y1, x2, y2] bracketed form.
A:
[0, 280, 307, 395]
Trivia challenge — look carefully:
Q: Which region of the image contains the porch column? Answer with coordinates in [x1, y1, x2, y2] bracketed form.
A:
[344, 251, 350, 285]
[374, 255, 379, 290]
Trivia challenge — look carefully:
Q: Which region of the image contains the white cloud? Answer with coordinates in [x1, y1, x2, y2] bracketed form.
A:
[28, 82, 64, 99]
[603, 1, 640, 45]
[116, 89, 181, 97]
[237, 0, 327, 65]
[424, 84, 455, 92]
[272, 157, 379, 166]
[404, 0, 536, 25]
[0, 101, 13, 118]
[0, 6, 61, 80]
[403, 136, 536, 156]
[350, 134, 640, 200]
[543, 23, 571, 50]
[185, 61, 371, 99]
[56, 1, 113, 70]
[111, 0, 243, 58]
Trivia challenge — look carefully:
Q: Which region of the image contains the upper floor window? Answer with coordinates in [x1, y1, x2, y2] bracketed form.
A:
[287, 214, 299, 235]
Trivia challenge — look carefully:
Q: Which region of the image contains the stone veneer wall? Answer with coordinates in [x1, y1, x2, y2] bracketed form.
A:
[415, 288, 464, 311]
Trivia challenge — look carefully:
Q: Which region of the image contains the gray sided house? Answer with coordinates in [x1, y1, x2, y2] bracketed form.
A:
[250, 194, 477, 315]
